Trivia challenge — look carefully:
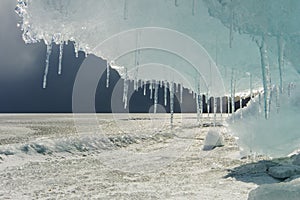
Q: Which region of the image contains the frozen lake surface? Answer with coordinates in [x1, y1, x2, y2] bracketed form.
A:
[0, 114, 280, 199]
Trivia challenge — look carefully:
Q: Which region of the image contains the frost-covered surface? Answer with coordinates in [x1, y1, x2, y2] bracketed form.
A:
[1, 114, 300, 199]
[0, 114, 258, 199]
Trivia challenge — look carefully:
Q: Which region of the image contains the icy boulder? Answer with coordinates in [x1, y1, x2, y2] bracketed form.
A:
[203, 129, 224, 151]
[268, 165, 300, 179]
[248, 177, 300, 200]
[292, 154, 300, 166]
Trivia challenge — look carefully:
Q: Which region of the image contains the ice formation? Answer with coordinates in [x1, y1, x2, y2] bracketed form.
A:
[15, 0, 299, 157]
[248, 177, 300, 200]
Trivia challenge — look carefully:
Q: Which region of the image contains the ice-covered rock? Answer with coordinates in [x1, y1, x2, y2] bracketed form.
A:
[292, 154, 300, 166]
[248, 177, 300, 200]
[203, 129, 224, 151]
[268, 165, 300, 179]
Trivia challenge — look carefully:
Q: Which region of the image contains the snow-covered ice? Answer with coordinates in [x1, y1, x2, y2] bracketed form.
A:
[1, 114, 300, 199]
[0, 113, 257, 199]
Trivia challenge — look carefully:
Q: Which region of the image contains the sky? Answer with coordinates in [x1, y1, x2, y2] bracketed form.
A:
[0, 0, 197, 113]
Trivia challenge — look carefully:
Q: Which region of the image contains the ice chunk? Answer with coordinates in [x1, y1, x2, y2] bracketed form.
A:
[268, 165, 300, 179]
[248, 178, 300, 200]
[203, 129, 224, 151]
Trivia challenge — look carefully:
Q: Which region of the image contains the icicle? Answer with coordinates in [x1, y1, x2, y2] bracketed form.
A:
[123, 68, 128, 109]
[180, 83, 183, 104]
[140, 79, 143, 89]
[133, 67, 139, 91]
[220, 97, 223, 117]
[288, 83, 291, 97]
[258, 92, 262, 113]
[213, 97, 217, 127]
[192, 0, 196, 16]
[154, 81, 159, 113]
[170, 82, 174, 127]
[175, 0, 179, 7]
[239, 97, 243, 119]
[164, 81, 168, 106]
[196, 94, 200, 124]
[58, 42, 63, 75]
[215, 35, 218, 66]
[227, 96, 230, 116]
[43, 43, 52, 89]
[199, 94, 203, 117]
[149, 80, 153, 99]
[229, 11, 234, 48]
[134, 30, 140, 91]
[230, 68, 236, 120]
[196, 82, 201, 124]
[257, 37, 272, 119]
[277, 35, 285, 93]
[123, 0, 128, 20]
[275, 85, 280, 113]
[143, 81, 146, 96]
[133, 79, 138, 91]
[74, 43, 79, 58]
[206, 92, 210, 116]
[249, 73, 253, 100]
[106, 61, 110, 88]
